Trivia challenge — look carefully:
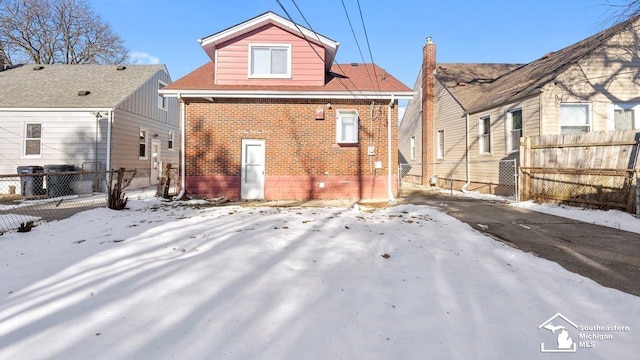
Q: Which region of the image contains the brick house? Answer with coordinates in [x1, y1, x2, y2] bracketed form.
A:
[161, 12, 412, 200]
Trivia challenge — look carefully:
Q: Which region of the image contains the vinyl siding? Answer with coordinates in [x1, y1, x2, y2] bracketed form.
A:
[432, 80, 467, 182]
[0, 111, 106, 175]
[398, 70, 422, 179]
[215, 23, 325, 86]
[110, 108, 179, 173]
[117, 69, 179, 127]
[540, 25, 640, 135]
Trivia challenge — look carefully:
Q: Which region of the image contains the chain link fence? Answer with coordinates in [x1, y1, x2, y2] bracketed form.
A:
[521, 167, 639, 213]
[0, 166, 179, 233]
[399, 159, 519, 201]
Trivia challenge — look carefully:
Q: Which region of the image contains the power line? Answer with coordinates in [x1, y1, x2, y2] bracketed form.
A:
[274, 0, 372, 100]
[355, 0, 382, 96]
[339, 0, 377, 93]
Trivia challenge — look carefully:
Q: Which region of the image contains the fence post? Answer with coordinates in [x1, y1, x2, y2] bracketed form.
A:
[636, 175, 640, 217]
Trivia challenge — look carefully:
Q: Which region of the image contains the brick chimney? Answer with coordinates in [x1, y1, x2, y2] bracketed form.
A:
[421, 36, 436, 185]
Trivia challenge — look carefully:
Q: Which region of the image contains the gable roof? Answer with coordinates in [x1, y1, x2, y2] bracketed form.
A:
[162, 62, 413, 99]
[0, 64, 168, 109]
[199, 11, 339, 72]
[437, 15, 640, 113]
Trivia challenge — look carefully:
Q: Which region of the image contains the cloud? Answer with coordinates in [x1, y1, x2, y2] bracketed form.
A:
[129, 51, 160, 65]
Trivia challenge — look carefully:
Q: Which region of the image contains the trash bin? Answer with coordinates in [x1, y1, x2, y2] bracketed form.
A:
[43, 164, 76, 197]
[17, 165, 45, 196]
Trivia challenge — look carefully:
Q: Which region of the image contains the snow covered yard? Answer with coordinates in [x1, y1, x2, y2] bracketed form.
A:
[0, 199, 638, 359]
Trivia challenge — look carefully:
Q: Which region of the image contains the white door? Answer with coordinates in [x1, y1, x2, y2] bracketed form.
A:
[151, 139, 161, 185]
[241, 139, 265, 199]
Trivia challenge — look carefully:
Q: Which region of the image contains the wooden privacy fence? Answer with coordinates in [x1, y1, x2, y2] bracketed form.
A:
[520, 130, 640, 214]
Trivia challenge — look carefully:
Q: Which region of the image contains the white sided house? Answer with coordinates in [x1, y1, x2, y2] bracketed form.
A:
[0, 64, 179, 193]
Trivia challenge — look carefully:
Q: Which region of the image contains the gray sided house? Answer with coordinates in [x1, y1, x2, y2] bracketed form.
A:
[0, 64, 179, 192]
[400, 16, 640, 192]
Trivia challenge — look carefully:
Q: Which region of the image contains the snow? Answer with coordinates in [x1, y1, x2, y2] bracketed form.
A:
[513, 201, 640, 234]
[1, 199, 639, 359]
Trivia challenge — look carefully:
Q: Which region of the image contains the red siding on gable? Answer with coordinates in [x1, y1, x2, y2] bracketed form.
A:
[184, 98, 399, 200]
[215, 24, 326, 86]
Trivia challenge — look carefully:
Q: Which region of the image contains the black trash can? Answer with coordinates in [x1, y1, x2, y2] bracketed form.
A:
[43, 164, 76, 197]
[17, 165, 45, 196]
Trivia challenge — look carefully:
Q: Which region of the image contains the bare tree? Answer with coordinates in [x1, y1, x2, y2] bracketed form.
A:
[0, 0, 128, 65]
[606, 0, 640, 19]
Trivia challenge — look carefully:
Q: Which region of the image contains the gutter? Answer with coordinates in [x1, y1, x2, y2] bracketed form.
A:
[159, 89, 415, 100]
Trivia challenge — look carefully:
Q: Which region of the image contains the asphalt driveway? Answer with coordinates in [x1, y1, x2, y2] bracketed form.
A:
[400, 187, 640, 297]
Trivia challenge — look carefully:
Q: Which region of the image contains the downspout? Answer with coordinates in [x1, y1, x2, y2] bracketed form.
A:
[174, 95, 186, 200]
[106, 109, 113, 172]
[388, 94, 396, 203]
[462, 113, 471, 191]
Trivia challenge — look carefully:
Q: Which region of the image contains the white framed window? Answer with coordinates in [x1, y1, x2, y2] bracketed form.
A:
[560, 103, 590, 134]
[437, 130, 445, 159]
[24, 122, 42, 157]
[158, 81, 167, 110]
[168, 131, 175, 151]
[139, 128, 148, 159]
[479, 116, 491, 154]
[336, 110, 359, 144]
[607, 103, 640, 130]
[506, 109, 523, 153]
[410, 136, 416, 160]
[249, 44, 291, 78]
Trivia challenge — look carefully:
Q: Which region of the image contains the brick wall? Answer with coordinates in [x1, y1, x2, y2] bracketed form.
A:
[184, 98, 399, 200]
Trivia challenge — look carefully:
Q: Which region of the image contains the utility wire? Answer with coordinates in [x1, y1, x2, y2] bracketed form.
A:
[355, 0, 382, 95]
[340, 0, 378, 95]
[276, 0, 371, 100]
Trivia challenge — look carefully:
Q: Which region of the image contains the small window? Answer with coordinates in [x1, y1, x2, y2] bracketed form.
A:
[410, 136, 416, 160]
[614, 108, 635, 130]
[24, 123, 42, 156]
[158, 81, 167, 110]
[506, 109, 523, 152]
[249, 44, 291, 78]
[479, 116, 491, 154]
[437, 130, 444, 159]
[168, 131, 174, 151]
[139, 128, 148, 159]
[560, 103, 590, 134]
[336, 110, 359, 144]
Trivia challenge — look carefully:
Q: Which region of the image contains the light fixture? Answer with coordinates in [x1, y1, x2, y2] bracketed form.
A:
[326, 102, 331, 109]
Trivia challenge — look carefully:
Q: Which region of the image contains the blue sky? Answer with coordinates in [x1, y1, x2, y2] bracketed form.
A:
[91, 0, 629, 88]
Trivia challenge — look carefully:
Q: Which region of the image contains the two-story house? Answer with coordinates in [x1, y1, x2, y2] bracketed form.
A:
[400, 16, 640, 193]
[161, 12, 412, 200]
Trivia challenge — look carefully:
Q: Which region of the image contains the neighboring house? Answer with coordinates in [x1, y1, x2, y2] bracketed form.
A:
[400, 16, 640, 192]
[161, 11, 412, 200]
[0, 64, 179, 191]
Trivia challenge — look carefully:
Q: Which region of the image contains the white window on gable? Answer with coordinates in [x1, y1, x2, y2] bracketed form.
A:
[479, 116, 491, 154]
[158, 81, 167, 110]
[560, 103, 590, 134]
[139, 128, 148, 159]
[249, 44, 291, 78]
[336, 110, 359, 144]
[607, 103, 640, 130]
[24, 123, 42, 157]
[506, 109, 523, 153]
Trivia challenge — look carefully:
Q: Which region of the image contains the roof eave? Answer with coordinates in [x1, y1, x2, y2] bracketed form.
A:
[160, 89, 415, 100]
